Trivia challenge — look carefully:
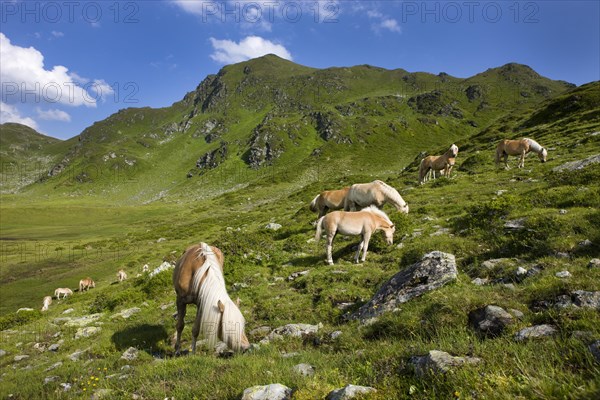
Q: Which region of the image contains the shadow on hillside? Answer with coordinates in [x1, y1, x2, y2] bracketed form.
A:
[111, 324, 169, 354]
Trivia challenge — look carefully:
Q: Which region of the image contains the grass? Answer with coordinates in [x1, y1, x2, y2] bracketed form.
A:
[0, 64, 598, 398]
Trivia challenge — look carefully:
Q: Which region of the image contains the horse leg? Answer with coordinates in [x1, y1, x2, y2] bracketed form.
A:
[191, 306, 202, 355]
[174, 298, 186, 355]
[326, 233, 335, 265]
[504, 153, 510, 170]
[361, 232, 372, 263]
[519, 151, 525, 168]
[354, 235, 364, 264]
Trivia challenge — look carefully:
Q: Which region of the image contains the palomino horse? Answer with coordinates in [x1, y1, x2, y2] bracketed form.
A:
[41, 296, 52, 311]
[495, 138, 547, 169]
[172, 242, 250, 354]
[54, 288, 73, 299]
[315, 206, 395, 265]
[419, 144, 459, 184]
[344, 180, 409, 213]
[117, 269, 128, 282]
[79, 278, 95, 292]
[310, 187, 350, 218]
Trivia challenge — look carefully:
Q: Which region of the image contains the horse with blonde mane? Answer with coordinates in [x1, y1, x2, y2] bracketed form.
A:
[54, 288, 73, 299]
[344, 180, 409, 213]
[172, 242, 249, 354]
[315, 206, 395, 265]
[79, 277, 95, 292]
[495, 138, 547, 169]
[117, 269, 128, 282]
[41, 296, 52, 311]
[419, 144, 459, 184]
[310, 187, 350, 218]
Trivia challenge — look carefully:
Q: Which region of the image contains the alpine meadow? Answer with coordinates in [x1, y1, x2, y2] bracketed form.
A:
[1, 53, 599, 400]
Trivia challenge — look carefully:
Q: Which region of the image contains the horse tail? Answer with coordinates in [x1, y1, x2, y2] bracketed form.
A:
[315, 216, 325, 242]
[309, 194, 320, 212]
[418, 158, 426, 183]
[78, 280, 83, 292]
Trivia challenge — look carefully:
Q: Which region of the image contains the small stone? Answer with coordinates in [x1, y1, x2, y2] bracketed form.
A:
[287, 270, 309, 281]
[113, 307, 141, 319]
[292, 363, 315, 377]
[60, 382, 72, 392]
[45, 362, 63, 371]
[214, 342, 234, 358]
[62, 308, 75, 314]
[578, 239, 593, 248]
[331, 331, 343, 340]
[92, 388, 114, 399]
[508, 309, 524, 320]
[48, 344, 60, 352]
[75, 326, 101, 339]
[588, 259, 600, 269]
[0, 349, 6, 357]
[326, 384, 377, 400]
[121, 347, 139, 361]
[241, 383, 292, 400]
[250, 326, 272, 338]
[555, 271, 571, 278]
[471, 278, 489, 286]
[44, 376, 59, 384]
[265, 223, 282, 231]
[516, 267, 528, 276]
[411, 350, 481, 376]
[559, 209, 567, 215]
[157, 238, 167, 243]
[14, 355, 29, 362]
[555, 252, 570, 259]
[232, 282, 249, 291]
[68, 349, 87, 361]
[468, 305, 514, 337]
[515, 324, 557, 341]
[589, 340, 600, 363]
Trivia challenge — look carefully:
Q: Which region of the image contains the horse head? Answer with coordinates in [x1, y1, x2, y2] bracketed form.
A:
[449, 144, 459, 157]
[382, 224, 395, 245]
[539, 148, 548, 163]
[217, 298, 250, 352]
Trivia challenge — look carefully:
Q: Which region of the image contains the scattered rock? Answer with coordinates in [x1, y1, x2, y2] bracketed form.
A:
[471, 277, 489, 286]
[45, 362, 62, 371]
[287, 270, 309, 281]
[552, 154, 600, 172]
[516, 267, 528, 276]
[589, 340, 600, 363]
[62, 308, 74, 314]
[571, 290, 600, 309]
[331, 331, 343, 340]
[69, 349, 87, 361]
[232, 282, 249, 291]
[508, 309, 525, 320]
[559, 209, 568, 215]
[63, 314, 102, 327]
[157, 238, 167, 243]
[33, 343, 46, 352]
[555, 252, 570, 259]
[292, 363, 315, 377]
[48, 343, 60, 352]
[16, 308, 34, 313]
[578, 239, 593, 248]
[120, 347, 139, 361]
[261, 323, 322, 344]
[265, 222, 282, 231]
[588, 259, 600, 269]
[555, 270, 571, 278]
[149, 261, 174, 277]
[250, 326, 272, 338]
[351, 251, 457, 322]
[14, 355, 29, 362]
[0, 349, 6, 357]
[44, 376, 59, 384]
[326, 384, 377, 400]
[411, 350, 481, 376]
[481, 258, 513, 270]
[91, 388, 114, 399]
[60, 382, 72, 392]
[75, 326, 101, 339]
[504, 218, 526, 230]
[113, 307, 141, 319]
[160, 302, 174, 310]
[468, 305, 514, 337]
[515, 324, 557, 341]
[281, 352, 300, 358]
[214, 342, 234, 358]
[241, 383, 292, 400]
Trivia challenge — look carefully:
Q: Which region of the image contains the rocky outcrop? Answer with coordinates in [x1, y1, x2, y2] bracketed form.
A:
[241, 384, 292, 400]
[411, 350, 481, 376]
[514, 324, 557, 341]
[465, 85, 483, 102]
[469, 305, 514, 337]
[552, 154, 600, 172]
[351, 251, 457, 322]
[326, 384, 377, 400]
[260, 323, 322, 344]
[310, 111, 352, 144]
[195, 141, 228, 171]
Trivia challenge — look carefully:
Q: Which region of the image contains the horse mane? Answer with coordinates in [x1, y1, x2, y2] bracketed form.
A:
[372, 180, 406, 208]
[524, 138, 544, 154]
[361, 205, 393, 225]
[191, 242, 245, 350]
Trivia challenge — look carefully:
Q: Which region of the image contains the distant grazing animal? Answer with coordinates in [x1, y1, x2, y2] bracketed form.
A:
[41, 296, 52, 311]
[172, 242, 250, 354]
[117, 269, 128, 282]
[79, 278, 95, 292]
[419, 144, 459, 184]
[54, 288, 73, 299]
[310, 187, 350, 218]
[315, 206, 395, 265]
[344, 180, 409, 213]
[142, 264, 149, 273]
[495, 138, 547, 169]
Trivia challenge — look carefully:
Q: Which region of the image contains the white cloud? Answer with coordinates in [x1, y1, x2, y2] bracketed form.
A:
[366, 8, 401, 34]
[51, 31, 64, 38]
[36, 108, 71, 122]
[0, 102, 39, 130]
[380, 18, 401, 33]
[89, 79, 115, 103]
[0, 33, 96, 108]
[209, 36, 292, 64]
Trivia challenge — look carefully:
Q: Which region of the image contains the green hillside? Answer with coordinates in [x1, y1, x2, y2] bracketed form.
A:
[0, 58, 598, 399]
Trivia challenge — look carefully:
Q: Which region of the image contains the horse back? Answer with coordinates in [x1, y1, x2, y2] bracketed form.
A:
[173, 243, 223, 302]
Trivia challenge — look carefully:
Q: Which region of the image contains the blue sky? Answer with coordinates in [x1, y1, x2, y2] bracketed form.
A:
[1, 0, 598, 140]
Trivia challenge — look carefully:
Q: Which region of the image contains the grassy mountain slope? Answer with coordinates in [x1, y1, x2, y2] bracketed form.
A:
[0, 63, 598, 399]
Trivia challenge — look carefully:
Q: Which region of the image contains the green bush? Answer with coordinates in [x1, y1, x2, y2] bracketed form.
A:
[0, 310, 42, 331]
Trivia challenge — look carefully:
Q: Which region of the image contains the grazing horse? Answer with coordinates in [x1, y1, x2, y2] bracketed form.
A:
[495, 138, 547, 169]
[172, 242, 250, 354]
[419, 144, 459, 184]
[315, 206, 395, 265]
[344, 180, 409, 213]
[79, 278, 95, 292]
[41, 296, 52, 311]
[117, 269, 128, 282]
[54, 288, 73, 299]
[310, 187, 350, 218]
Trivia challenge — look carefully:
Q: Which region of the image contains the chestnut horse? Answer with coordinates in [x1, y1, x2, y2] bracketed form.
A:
[419, 144, 459, 184]
[172, 242, 250, 354]
[79, 278, 95, 292]
[495, 138, 547, 169]
[310, 187, 350, 218]
[315, 206, 395, 265]
[344, 180, 409, 213]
